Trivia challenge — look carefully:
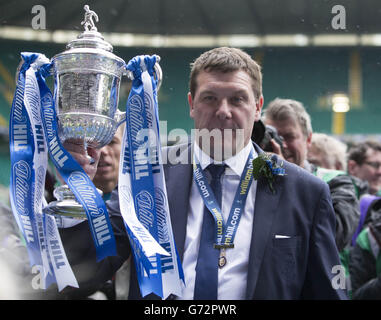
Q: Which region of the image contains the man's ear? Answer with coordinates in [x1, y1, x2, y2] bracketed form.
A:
[254, 95, 264, 121]
[188, 92, 194, 119]
[335, 160, 344, 171]
[306, 132, 312, 149]
[347, 159, 357, 175]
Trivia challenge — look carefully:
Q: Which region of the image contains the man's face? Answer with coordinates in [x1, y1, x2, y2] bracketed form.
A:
[93, 127, 123, 193]
[188, 70, 263, 160]
[308, 144, 334, 170]
[265, 118, 311, 168]
[348, 148, 381, 194]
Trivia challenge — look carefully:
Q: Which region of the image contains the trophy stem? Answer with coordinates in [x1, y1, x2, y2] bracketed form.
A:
[43, 184, 103, 219]
[83, 140, 95, 164]
[43, 185, 87, 219]
[43, 141, 100, 219]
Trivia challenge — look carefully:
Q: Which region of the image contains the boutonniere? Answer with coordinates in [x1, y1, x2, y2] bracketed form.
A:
[252, 153, 286, 194]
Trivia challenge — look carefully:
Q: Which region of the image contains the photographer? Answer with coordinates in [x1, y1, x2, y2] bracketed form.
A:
[261, 98, 359, 255]
[251, 119, 284, 154]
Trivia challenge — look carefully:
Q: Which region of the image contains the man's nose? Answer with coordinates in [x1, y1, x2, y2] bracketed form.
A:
[216, 99, 232, 119]
[100, 146, 110, 156]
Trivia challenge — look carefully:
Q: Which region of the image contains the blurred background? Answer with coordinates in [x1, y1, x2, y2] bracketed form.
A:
[0, 0, 380, 190]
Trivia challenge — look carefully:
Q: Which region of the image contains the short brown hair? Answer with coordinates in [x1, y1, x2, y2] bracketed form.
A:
[263, 98, 313, 138]
[189, 47, 262, 100]
[348, 140, 381, 165]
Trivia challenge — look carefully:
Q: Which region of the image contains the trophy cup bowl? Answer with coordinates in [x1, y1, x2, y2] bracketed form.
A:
[43, 5, 162, 220]
[53, 30, 126, 149]
[43, 26, 126, 219]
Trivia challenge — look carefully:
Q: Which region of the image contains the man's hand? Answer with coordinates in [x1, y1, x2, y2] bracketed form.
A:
[269, 138, 285, 160]
[62, 140, 100, 180]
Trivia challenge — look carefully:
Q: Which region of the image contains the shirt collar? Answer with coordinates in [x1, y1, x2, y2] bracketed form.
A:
[193, 141, 257, 177]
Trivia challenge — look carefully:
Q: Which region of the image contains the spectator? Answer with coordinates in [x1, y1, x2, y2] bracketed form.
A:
[93, 123, 125, 201]
[307, 133, 368, 199]
[263, 98, 359, 253]
[348, 140, 381, 195]
[263, 98, 312, 169]
[308, 132, 347, 171]
[349, 196, 381, 299]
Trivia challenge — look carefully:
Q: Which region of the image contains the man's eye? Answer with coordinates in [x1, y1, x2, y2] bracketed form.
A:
[283, 135, 295, 142]
[203, 96, 215, 102]
[231, 96, 244, 104]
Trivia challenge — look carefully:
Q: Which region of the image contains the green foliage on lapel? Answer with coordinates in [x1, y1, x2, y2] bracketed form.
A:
[252, 153, 285, 194]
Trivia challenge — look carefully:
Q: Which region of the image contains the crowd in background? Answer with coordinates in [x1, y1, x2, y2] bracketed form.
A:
[258, 98, 381, 299]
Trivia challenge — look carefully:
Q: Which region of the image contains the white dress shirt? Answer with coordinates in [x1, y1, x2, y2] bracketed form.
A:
[179, 142, 258, 300]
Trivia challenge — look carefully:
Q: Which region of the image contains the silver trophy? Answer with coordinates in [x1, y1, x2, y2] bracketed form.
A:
[43, 5, 162, 219]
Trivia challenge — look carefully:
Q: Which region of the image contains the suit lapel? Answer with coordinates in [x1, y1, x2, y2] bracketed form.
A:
[245, 144, 284, 299]
[164, 144, 193, 261]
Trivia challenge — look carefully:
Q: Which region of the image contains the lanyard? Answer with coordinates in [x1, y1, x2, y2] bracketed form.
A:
[193, 149, 255, 249]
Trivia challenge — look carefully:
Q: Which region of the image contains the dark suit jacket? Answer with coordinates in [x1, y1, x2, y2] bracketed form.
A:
[60, 142, 347, 300]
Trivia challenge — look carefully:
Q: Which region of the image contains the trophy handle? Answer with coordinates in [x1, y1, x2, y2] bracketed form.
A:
[125, 59, 163, 91]
[117, 56, 162, 128]
[153, 62, 163, 91]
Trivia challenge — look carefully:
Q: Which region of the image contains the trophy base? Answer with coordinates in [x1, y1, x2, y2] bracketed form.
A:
[43, 184, 103, 220]
[43, 198, 88, 220]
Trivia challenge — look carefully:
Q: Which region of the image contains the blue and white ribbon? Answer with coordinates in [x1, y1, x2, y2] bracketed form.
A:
[24, 55, 56, 289]
[119, 55, 184, 299]
[10, 52, 78, 290]
[44, 213, 78, 291]
[10, 52, 44, 270]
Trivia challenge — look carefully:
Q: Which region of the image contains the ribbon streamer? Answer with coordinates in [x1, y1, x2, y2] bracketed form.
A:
[9, 52, 78, 291]
[119, 55, 184, 299]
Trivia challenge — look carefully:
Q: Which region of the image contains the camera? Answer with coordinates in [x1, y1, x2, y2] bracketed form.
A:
[251, 119, 284, 153]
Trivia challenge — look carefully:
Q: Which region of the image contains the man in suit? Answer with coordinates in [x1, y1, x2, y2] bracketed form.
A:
[60, 47, 347, 300]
